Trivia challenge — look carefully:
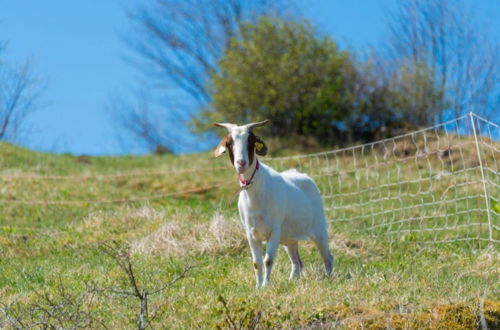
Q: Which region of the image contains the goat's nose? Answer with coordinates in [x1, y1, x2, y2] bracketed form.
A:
[236, 159, 246, 167]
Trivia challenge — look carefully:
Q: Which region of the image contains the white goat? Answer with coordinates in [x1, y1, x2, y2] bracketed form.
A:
[214, 120, 334, 288]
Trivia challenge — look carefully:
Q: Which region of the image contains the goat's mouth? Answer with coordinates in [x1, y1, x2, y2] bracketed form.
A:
[236, 165, 247, 174]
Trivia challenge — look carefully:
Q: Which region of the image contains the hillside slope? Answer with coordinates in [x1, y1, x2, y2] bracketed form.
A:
[0, 141, 499, 328]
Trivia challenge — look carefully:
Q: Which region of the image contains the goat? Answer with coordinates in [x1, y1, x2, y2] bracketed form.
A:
[214, 120, 334, 288]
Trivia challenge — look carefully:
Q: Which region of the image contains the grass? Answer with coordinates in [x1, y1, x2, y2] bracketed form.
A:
[0, 138, 499, 329]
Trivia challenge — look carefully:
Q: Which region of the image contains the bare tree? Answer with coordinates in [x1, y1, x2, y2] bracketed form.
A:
[115, 0, 287, 152]
[385, 0, 499, 124]
[111, 93, 178, 154]
[128, 0, 284, 104]
[0, 60, 44, 142]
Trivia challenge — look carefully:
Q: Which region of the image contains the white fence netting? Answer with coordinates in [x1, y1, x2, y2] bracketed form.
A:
[266, 113, 499, 245]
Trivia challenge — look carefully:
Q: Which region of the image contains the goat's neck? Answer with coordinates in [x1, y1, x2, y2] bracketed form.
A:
[240, 158, 264, 196]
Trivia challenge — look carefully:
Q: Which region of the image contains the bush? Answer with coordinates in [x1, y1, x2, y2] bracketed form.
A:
[196, 17, 356, 145]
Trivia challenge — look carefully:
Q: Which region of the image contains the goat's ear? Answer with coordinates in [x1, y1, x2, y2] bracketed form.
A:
[214, 140, 226, 157]
[254, 136, 268, 156]
[214, 136, 230, 157]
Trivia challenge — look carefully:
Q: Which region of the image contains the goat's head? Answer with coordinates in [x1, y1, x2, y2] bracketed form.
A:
[213, 120, 269, 173]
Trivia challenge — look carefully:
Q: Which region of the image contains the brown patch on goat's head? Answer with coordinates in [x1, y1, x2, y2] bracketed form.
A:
[247, 132, 268, 166]
[214, 134, 234, 165]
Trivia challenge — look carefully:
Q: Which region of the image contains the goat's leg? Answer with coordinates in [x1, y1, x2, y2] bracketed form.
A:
[262, 227, 281, 287]
[311, 232, 334, 276]
[247, 233, 264, 288]
[284, 242, 302, 279]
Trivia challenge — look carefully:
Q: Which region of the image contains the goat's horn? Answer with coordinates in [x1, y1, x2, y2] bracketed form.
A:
[213, 122, 236, 131]
[245, 120, 269, 131]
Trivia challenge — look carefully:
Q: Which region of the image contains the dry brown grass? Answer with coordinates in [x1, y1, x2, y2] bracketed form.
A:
[131, 212, 246, 257]
[329, 232, 384, 259]
[79, 205, 165, 231]
[304, 299, 500, 329]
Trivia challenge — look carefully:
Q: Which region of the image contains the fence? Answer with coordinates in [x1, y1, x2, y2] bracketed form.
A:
[266, 112, 499, 245]
[1, 112, 498, 246]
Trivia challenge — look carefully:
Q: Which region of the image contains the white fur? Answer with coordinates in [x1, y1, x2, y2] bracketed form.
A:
[219, 123, 334, 288]
[230, 126, 251, 173]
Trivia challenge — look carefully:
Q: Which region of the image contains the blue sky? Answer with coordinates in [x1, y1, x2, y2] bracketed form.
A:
[1, 0, 499, 155]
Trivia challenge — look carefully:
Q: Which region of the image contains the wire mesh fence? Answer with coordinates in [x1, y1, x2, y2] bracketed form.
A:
[1, 112, 498, 246]
[266, 113, 499, 245]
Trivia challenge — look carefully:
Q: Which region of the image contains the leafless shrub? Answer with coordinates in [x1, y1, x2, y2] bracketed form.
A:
[0, 279, 103, 329]
[0, 239, 193, 330]
[98, 242, 192, 330]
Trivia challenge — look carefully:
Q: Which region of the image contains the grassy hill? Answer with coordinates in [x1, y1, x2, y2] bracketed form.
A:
[0, 141, 499, 328]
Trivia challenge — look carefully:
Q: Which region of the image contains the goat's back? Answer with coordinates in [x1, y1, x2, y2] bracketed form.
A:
[281, 169, 321, 199]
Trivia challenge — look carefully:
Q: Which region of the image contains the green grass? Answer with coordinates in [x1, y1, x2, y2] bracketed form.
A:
[0, 140, 499, 329]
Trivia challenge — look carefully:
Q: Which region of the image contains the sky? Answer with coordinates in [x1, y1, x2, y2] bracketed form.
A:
[1, 0, 499, 155]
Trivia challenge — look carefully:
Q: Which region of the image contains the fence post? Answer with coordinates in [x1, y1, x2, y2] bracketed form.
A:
[469, 112, 493, 246]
